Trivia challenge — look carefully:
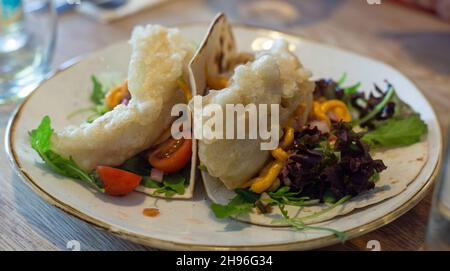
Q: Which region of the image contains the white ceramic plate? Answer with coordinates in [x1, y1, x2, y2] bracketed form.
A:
[6, 23, 442, 250]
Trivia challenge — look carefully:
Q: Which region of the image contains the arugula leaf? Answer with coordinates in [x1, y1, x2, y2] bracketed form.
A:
[147, 173, 187, 197]
[272, 205, 348, 242]
[362, 114, 427, 147]
[272, 199, 350, 242]
[163, 174, 185, 194]
[90, 75, 104, 105]
[68, 76, 110, 122]
[155, 187, 177, 197]
[30, 116, 103, 192]
[266, 186, 317, 207]
[30, 115, 52, 152]
[269, 186, 292, 198]
[211, 196, 254, 219]
[300, 195, 352, 221]
[135, 160, 190, 197]
[211, 189, 258, 219]
[141, 177, 162, 189]
[209, 187, 348, 242]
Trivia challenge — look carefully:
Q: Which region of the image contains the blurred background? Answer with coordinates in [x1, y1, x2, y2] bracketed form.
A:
[0, 0, 449, 251]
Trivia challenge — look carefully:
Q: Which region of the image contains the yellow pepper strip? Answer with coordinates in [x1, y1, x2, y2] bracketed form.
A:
[105, 80, 128, 109]
[177, 77, 192, 101]
[320, 100, 352, 122]
[240, 161, 273, 188]
[280, 126, 295, 149]
[313, 101, 331, 127]
[250, 161, 285, 193]
[245, 125, 292, 191]
[271, 147, 289, 162]
[207, 75, 229, 89]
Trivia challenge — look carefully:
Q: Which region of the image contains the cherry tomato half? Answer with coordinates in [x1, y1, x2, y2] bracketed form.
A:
[149, 137, 192, 173]
[96, 166, 142, 196]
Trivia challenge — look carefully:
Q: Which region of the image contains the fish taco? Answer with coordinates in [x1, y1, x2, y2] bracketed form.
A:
[30, 25, 198, 199]
[190, 14, 429, 228]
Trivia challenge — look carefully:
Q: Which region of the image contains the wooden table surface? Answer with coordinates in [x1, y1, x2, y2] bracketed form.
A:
[1, 0, 449, 251]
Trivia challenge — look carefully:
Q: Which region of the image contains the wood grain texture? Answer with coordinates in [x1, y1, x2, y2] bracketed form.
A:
[1, 0, 449, 251]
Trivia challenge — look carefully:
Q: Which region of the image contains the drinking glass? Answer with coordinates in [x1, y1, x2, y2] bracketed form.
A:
[425, 131, 450, 250]
[0, 0, 57, 104]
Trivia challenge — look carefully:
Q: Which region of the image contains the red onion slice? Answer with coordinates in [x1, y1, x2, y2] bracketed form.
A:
[150, 168, 164, 183]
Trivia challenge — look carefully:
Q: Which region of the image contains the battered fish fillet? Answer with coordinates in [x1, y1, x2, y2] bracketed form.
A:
[198, 39, 314, 189]
[51, 25, 194, 171]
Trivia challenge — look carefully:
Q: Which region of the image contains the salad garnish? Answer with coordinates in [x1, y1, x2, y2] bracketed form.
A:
[211, 187, 349, 241]
[281, 123, 386, 202]
[30, 116, 104, 192]
[30, 115, 190, 197]
[272, 203, 348, 242]
[211, 74, 427, 238]
[314, 76, 428, 147]
[141, 169, 189, 197]
[362, 114, 427, 147]
[211, 188, 259, 219]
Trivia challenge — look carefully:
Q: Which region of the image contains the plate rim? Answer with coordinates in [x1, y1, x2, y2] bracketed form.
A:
[5, 22, 443, 251]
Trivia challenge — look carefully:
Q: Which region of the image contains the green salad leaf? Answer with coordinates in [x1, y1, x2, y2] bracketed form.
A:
[159, 174, 185, 195]
[362, 114, 427, 147]
[30, 116, 103, 192]
[141, 177, 161, 189]
[131, 156, 190, 197]
[272, 204, 348, 242]
[211, 197, 253, 219]
[141, 173, 187, 197]
[211, 188, 258, 219]
[353, 86, 395, 126]
[210, 186, 349, 241]
[265, 186, 318, 206]
[90, 75, 105, 105]
[68, 75, 110, 123]
[343, 82, 428, 147]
